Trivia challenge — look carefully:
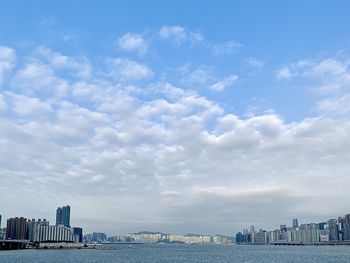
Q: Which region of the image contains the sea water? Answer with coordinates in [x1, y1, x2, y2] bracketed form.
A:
[1, 244, 350, 263]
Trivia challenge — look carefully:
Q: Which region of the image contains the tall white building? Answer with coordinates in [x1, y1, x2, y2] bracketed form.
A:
[28, 219, 49, 242]
[38, 225, 77, 242]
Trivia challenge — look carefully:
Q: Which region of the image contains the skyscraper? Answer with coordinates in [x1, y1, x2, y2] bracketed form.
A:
[292, 218, 299, 229]
[0, 214, 2, 228]
[56, 205, 71, 227]
[328, 219, 339, 241]
[343, 214, 350, 240]
[6, 217, 28, 240]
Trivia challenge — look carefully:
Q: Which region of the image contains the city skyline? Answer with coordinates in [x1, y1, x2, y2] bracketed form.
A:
[2, 208, 350, 240]
[1, 1, 350, 235]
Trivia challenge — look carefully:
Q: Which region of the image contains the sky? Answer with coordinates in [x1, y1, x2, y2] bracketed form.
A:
[1, 0, 350, 236]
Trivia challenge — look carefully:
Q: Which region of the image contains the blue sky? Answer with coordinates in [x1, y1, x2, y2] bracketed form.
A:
[2, 0, 350, 121]
[1, 1, 350, 235]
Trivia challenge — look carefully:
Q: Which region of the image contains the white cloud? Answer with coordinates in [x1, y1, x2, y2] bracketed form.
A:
[159, 26, 187, 43]
[0, 45, 16, 85]
[159, 26, 203, 46]
[0, 93, 7, 111]
[276, 66, 293, 80]
[117, 33, 148, 54]
[277, 56, 350, 115]
[8, 93, 54, 116]
[34, 46, 92, 79]
[107, 58, 154, 80]
[189, 32, 204, 43]
[212, 40, 242, 55]
[12, 62, 69, 97]
[184, 66, 214, 85]
[306, 58, 347, 76]
[246, 57, 264, 70]
[275, 59, 315, 80]
[316, 94, 350, 115]
[209, 74, 238, 91]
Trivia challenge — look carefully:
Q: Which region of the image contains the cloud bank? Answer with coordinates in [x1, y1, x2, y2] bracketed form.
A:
[0, 44, 349, 236]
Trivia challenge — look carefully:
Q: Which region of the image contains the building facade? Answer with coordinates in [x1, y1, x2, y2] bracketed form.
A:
[73, 227, 83, 243]
[56, 205, 71, 227]
[38, 225, 76, 242]
[27, 219, 49, 242]
[6, 217, 28, 240]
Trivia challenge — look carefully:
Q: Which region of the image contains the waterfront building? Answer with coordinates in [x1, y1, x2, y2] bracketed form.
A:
[169, 234, 211, 244]
[6, 217, 28, 240]
[296, 229, 307, 243]
[213, 235, 224, 244]
[327, 219, 339, 241]
[267, 230, 278, 243]
[318, 230, 330, 242]
[92, 232, 107, 243]
[27, 219, 49, 242]
[132, 232, 162, 243]
[235, 232, 245, 244]
[343, 214, 350, 241]
[249, 225, 255, 244]
[286, 229, 297, 242]
[38, 225, 76, 242]
[279, 229, 287, 241]
[343, 223, 350, 240]
[254, 230, 268, 244]
[56, 205, 71, 227]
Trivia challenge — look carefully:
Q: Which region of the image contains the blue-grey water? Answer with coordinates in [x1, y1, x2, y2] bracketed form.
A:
[1, 244, 350, 263]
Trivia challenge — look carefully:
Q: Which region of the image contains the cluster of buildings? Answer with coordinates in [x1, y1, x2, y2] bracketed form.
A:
[236, 213, 350, 245]
[3, 207, 350, 247]
[128, 232, 233, 244]
[82, 231, 233, 244]
[83, 232, 108, 243]
[0, 206, 83, 244]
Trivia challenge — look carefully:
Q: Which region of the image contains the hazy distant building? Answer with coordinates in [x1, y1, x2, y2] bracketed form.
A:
[342, 214, 350, 241]
[6, 217, 28, 240]
[235, 232, 245, 244]
[344, 225, 350, 241]
[73, 227, 83, 243]
[338, 215, 350, 241]
[0, 228, 5, 240]
[317, 222, 326, 230]
[292, 218, 299, 229]
[249, 225, 255, 243]
[255, 230, 268, 244]
[84, 233, 93, 243]
[56, 205, 71, 227]
[92, 232, 107, 243]
[327, 219, 339, 241]
[0, 215, 5, 241]
[168, 234, 211, 244]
